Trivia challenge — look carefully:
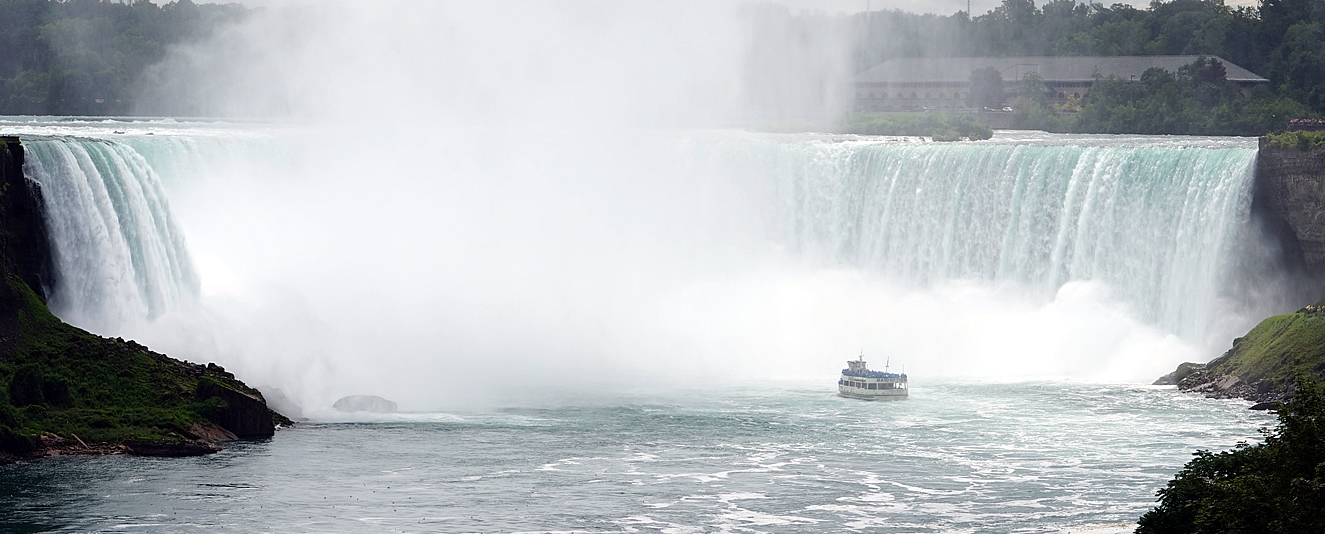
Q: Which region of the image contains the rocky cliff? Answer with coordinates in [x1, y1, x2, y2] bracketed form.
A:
[1, 136, 289, 464]
[0, 136, 54, 304]
[1254, 140, 1325, 275]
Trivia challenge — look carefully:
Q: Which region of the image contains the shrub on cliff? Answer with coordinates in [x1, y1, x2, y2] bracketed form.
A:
[1263, 130, 1325, 150]
[1136, 375, 1325, 534]
[840, 113, 993, 141]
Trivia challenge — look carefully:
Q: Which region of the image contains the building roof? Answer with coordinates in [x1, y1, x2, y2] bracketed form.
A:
[855, 56, 1268, 84]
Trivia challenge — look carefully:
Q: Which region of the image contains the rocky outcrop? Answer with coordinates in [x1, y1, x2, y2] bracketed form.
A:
[197, 376, 276, 438]
[333, 395, 398, 413]
[1160, 299, 1325, 404]
[1153, 361, 1205, 385]
[0, 136, 55, 303]
[1254, 140, 1325, 275]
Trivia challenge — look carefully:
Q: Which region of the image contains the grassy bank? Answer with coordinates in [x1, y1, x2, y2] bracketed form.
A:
[1262, 130, 1325, 150]
[1, 270, 281, 456]
[1200, 300, 1325, 393]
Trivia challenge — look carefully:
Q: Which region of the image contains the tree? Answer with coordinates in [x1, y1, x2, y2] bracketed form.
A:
[968, 66, 1005, 110]
[1136, 375, 1325, 534]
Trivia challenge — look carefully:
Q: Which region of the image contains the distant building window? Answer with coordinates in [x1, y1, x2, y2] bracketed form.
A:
[1073, 92, 1080, 98]
[897, 92, 904, 98]
[925, 92, 931, 98]
[869, 92, 875, 98]
[910, 92, 917, 98]
[939, 93, 946, 99]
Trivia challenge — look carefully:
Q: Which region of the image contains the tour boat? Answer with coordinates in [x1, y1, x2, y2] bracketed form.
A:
[838, 352, 908, 400]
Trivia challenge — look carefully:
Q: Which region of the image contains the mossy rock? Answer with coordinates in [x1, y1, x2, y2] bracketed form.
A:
[0, 267, 286, 454]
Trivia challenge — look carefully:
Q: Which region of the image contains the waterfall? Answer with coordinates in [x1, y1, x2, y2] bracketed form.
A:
[22, 138, 199, 333]
[711, 134, 1258, 341]
[17, 128, 1263, 377]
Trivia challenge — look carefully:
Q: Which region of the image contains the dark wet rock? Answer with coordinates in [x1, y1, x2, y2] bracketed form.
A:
[333, 395, 398, 413]
[197, 377, 275, 438]
[1249, 401, 1281, 411]
[124, 440, 220, 457]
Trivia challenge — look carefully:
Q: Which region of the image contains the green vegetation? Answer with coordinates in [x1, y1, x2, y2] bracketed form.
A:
[1009, 56, 1314, 135]
[839, 0, 1325, 135]
[0, 269, 264, 454]
[852, 0, 1325, 115]
[1263, 129, 1325, 149]
[841, 113, 994, 141]
[1193, 301, 1325, 392]
[0, 0, 248, 115]
[1136, 374, 1325, 534]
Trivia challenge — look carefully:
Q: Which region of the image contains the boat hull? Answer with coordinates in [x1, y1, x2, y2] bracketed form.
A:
[838, 388, 908, 401]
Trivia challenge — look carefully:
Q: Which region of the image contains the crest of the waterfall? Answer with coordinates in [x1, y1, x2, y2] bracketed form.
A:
[23, 138, 200, 333]
[715, 135, 1258, 342]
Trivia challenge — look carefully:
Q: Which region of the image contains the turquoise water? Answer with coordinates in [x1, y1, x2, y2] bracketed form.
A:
[0, 382, 1273, 533]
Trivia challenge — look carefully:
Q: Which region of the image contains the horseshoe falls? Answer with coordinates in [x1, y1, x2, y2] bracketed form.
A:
[4, 122, 1287, 533]
[8, 124, 1274, 393]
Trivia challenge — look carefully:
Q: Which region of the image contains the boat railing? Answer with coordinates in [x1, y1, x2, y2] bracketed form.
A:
[841, 369, 907, 379]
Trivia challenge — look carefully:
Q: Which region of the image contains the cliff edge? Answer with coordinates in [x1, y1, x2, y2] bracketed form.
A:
[1254, 139, 1325, 275]
[1, 137, 288, 464]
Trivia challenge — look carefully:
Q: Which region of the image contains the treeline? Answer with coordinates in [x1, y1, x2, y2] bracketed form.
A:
[0, 0, 248, 116]
[1010, 56, 1311, 135]
[849, 0, 1325, 134]
[854, 0, 1324, 114]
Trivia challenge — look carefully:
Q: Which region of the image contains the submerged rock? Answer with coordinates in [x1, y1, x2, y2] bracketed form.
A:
[333, 395, 398, 413]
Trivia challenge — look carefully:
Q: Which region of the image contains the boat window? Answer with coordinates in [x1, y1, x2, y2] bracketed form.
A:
[868, 383, 877, 389]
